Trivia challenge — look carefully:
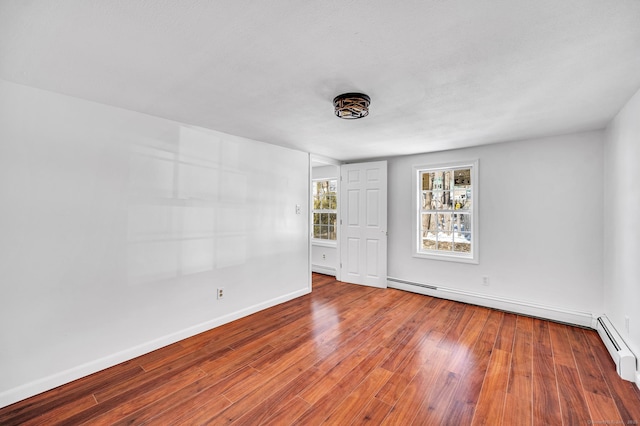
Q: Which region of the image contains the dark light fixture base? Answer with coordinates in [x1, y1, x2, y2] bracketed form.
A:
[333, 93, 371, 119]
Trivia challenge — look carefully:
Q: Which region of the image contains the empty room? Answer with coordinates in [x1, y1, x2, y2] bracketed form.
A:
[1, 1, 639, 424]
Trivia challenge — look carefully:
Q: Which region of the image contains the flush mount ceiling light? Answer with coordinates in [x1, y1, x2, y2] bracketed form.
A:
[333, 93, 371, 119]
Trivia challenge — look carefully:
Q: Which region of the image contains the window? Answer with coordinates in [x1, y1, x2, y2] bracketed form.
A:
[312, 179, 337, 241]
[415, 161, 478, 262]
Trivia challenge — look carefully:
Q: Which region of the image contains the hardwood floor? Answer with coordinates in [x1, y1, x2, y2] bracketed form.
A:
[2, 273, 639, 425]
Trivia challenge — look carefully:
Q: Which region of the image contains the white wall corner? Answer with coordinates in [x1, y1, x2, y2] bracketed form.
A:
[591, 314, 604, 329]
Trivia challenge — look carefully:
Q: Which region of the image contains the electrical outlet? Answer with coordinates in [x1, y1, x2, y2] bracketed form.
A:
[482, 276, 490, 286]
[322, 254, 326, 260]
[295, 204, 301, 215]
[625, 316, 630, 334]
[217, 288, 224, 300]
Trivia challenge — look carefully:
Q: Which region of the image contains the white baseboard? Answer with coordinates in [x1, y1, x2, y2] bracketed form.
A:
[0, 287, 310, 409]
[311, 264, 337, 276]
[387, 277, 594, 328]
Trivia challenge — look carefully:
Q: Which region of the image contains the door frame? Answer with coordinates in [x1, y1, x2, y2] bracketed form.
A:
[310, 154, 342, 281]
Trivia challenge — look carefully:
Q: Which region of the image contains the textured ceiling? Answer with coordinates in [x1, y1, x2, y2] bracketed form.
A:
[1, 0, 640, 161]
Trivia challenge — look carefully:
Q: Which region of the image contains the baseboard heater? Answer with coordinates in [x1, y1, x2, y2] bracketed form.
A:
[596, 316, 637, 382]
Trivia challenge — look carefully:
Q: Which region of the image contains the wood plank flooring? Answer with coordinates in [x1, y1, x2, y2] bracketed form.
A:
[1, 273, 639, 425]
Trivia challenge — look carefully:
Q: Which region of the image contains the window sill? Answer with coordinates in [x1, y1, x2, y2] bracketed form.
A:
[413, 251, 478, 264]
[312, 240, 338, 248]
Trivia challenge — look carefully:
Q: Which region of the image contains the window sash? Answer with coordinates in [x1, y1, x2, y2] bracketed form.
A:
[312, 179, 337, 241]
[414, 161, 477, 263]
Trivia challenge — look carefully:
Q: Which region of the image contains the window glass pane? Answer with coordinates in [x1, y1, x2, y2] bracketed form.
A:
[453, 213, 471, 233]
[329, 179, 337, 193]
[454, 233, 471, 253]
[431, 190, 444, 210]
[443, 170, 453, 190]
[453, 188, 470, 210]
[329, 213, 337, 240]
[433, 172, 445, 190]
[444, 191, 453, 210]
[328, 195, 337, 209]
[313, 224, 321, 238]
[421, 213, 437, 234]
[422, 238, 436, 250]
[422, 191, 432, 209]
[320, 213, 328, 225]
[321, 196, 330, 209]
[436, 214, 453, 251]
[422, 172, 433, 191]
[434, 172, 443, 190]
[421, 213, 437, 249]
[465, 188, 472, 210]
[454, 168, 471, 186]
[437, 231, 453, 251]
[313, 213, 320, 225]
[428, 190, 452, 210]
[438, 213, 453, 232]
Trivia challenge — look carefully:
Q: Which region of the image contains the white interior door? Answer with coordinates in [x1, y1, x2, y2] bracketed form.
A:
[340, 161, 387, 288]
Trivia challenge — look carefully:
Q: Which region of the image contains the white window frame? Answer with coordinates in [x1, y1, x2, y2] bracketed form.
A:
[413, 160, 478, 264]
[312, 178, 338, 244]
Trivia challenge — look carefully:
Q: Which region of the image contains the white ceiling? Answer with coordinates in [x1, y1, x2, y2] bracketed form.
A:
[2, 1, 640, 161]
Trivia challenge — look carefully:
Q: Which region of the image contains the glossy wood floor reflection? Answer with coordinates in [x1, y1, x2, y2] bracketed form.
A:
[2, 274, 640, 425]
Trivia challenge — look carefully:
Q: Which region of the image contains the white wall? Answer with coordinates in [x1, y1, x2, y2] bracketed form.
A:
[311, 244, 338, 276]
[0, 80, 310, 407]
[604, 87, 640, 375]
[386, 131, 604, 325]
[311, 165, 339, 276]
